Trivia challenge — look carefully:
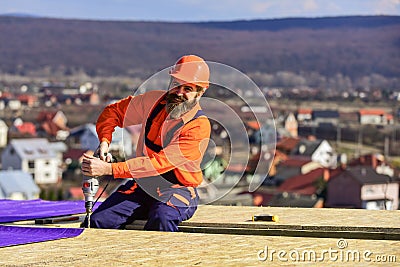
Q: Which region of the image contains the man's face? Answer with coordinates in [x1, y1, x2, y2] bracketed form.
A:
[166, 79, 203, 119]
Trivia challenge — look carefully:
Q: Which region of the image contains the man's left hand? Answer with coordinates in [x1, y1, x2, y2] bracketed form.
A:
[81, 153, 113, 177]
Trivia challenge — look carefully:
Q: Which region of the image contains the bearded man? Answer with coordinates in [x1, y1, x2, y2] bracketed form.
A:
[81, 55, 211, 231]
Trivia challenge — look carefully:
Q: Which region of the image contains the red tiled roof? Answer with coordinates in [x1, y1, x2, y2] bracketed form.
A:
[278, 168, 324, 195]
[17, 94, 38, 102]
[246, 120, 260, 130]
[276, 137, 300, 151]
[275, 150, 288, 161]
[298, 108, 312, 114]
[278, 167, 344, 195]
[348, 153, 384, 167]
[16, 122, 36, 136]
[63, 148, 88, 161]
[41, 121, 60, 136]
[359, 109, 386, 116]
[279, 157, 311, 167]
[0, 92, 13, 99]
[37, 111, 57, 121]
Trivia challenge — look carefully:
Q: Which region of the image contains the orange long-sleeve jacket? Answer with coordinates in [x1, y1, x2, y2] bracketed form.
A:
[96, 90, 211, 187]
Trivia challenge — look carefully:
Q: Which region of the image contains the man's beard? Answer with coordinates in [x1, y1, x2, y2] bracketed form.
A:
[166, 93, 198, 119]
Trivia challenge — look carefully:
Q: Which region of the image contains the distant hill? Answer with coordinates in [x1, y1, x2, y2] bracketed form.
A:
[0, 13, 40, 18]
[0, 15, 399, 81]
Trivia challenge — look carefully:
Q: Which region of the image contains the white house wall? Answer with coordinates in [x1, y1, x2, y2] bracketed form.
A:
[0, 121, 8, 147]
[8, 100, 22, 110]
[23, 158, 59, 184]
[301, 161, 323, 174]
[311, 140, 337, 168]
[297, 114, 312, 122]
[361, 183, 399, 210]
[109, 128, 133, 158]
[360, 115, 384, 125]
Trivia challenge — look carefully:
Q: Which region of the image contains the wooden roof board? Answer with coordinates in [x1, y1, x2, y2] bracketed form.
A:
[0, 228, 399, 266]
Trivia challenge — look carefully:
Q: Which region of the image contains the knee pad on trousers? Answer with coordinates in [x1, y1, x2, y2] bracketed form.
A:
[144, 207, 180, 232]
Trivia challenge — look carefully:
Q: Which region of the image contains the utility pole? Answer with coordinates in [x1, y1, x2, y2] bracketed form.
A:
[392, 102, 398, 155]
[384, 135, 389, 159]
[357, 125, 363, 157]
[336, 123, 341, 146]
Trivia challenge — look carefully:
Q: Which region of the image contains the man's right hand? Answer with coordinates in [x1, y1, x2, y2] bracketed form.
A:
[96, 141, 112, 162]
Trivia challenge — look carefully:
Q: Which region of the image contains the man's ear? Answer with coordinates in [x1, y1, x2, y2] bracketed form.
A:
[197, 89, 205, 97]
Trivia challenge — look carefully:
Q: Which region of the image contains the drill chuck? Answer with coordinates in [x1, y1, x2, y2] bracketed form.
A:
[85, 201, 93, 213]
[82, 176, 99, 211]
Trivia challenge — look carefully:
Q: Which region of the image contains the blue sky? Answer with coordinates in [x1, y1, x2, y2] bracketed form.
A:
[0, 0, 399, 21]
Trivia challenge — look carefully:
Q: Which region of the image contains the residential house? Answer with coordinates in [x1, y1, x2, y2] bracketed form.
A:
[278, 168, 327, 196]
[109, 127, 133, 159]
[17, 94, 39, 108]
[9, 118, 37, 138]
[255, 166, 341, 207]
[297, 108, 312, 124]
[89, 92, 100, 105]
[0, 170, 40, 200]
[339, 111, 359, 125]
[37, 110, 69, 140]
[7, 99, 22, 110]
[0, 119, 8, 147]
[68, 123, 98, 151]
[49, 141, 68, 178]
[269, 157, 322, 186]
[284, 112, 298, 137]
[312, 110, 339, 127]
[63, 148, 87, 165]
[349, 153, 395, 177]
[48, 141, 68, 161]
[266, 150, 288, 178]
[359, 109, 394, 125]
[1, 138, 60, 184]
[291, 139, 337, 168]
[276, 136, 300, 154]
[325, 166, 399, 210]
[0, 91, 12, 108]
[68, 123, 133, 159]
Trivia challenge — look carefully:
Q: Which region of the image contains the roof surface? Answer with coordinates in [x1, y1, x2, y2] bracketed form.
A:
[10, 138, 56, 159]
[347, 166, 393, 184]
[312, 110, 339, 118]
[0, 170, 40, 199]
[291, 139, 323, 156]
[278, 168, 323, 195]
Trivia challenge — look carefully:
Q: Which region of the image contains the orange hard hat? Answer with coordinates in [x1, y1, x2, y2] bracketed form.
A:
[169, 55, 210, 89]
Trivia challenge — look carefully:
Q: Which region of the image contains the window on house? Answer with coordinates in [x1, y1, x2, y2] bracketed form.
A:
[24, 149, 34, 155]
[38, 148, 48, 154]
[28, 161, 35, 169]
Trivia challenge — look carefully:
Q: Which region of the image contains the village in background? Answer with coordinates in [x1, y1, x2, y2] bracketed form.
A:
[0, 75, 399, 211]
[0, 15, 399, 211]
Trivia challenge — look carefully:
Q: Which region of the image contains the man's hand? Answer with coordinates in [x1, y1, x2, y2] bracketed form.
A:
[96, 141, 112, 162]
[81, 153, 113, 177]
